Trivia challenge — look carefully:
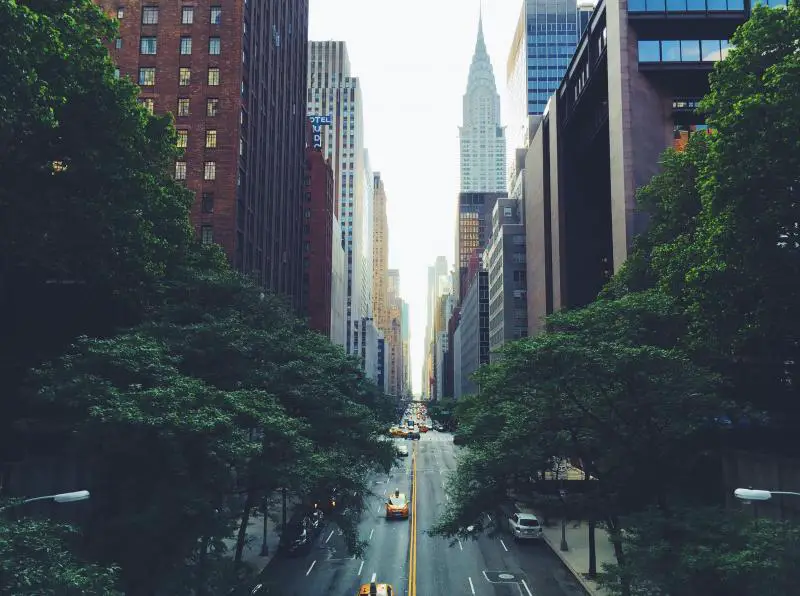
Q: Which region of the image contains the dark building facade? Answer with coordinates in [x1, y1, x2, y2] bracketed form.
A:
[99, 0, 309, 310]
[455, 191, 507, 304]
[303, 140, 334, 336]
[458, 271, 489, 396]
[524, 0, 761, 333]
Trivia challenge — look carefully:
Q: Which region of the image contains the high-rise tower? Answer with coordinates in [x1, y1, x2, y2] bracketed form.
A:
[459, 13, 507, 194]
[307, 41, 369, 355]
[372, 173, 389, 337]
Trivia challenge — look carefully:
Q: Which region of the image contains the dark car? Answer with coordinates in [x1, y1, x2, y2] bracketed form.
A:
[406, 429, 420, 440]
[453, 432, 467, 445]
[279, 509, 324, 556]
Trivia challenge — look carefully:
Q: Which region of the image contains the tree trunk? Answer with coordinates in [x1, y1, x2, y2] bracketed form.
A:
[606, 514, 630, 596]
[234, 491, 256, 566]
[196, 534, 211, 596]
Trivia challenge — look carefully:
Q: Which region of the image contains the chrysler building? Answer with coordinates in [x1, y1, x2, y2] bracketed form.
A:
[459, 12, 507, 193]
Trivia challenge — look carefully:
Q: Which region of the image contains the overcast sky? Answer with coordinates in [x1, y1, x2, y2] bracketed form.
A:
[309, 0, 522, 394]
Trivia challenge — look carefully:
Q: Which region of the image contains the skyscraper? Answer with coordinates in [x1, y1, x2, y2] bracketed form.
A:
[372, 173, 390, 337]
[101, 0, 309, 310]
[459, 13, 507, 194]
[387, 270, 404, 396]
[307, 41, 370, 355]
[506, 0, 580, 153]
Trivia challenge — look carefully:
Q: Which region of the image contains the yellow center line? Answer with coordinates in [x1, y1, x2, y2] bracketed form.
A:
[408, 444, 418, 596]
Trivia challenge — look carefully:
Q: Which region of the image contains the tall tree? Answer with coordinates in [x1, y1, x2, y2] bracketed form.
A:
[0, 0, 194, 460]
[685, 1, 800, 424]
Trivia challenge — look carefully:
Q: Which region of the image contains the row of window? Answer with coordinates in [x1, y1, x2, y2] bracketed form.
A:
[176, 129, 218, 149]
[629, 0, 743, 11]
[638, 39, 731, 63]
[138, 66, 220, 86]
[137, 36, 221, 56]
[175, 160, 216, 181]
[127, 5, 222, 25]
[630, 0, 783, 10]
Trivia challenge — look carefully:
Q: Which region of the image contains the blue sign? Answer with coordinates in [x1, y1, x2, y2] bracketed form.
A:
[309, 115, 332, 150]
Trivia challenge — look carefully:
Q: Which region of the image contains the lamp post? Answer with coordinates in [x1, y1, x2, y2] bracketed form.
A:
[260, 495, 269, 556]
[734, 488, 800, 502]
[0, 490, 90, 513]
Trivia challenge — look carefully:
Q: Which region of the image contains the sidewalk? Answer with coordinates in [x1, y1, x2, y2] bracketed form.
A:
[222, 511, 281, 573]
[540, 518, 615, 596]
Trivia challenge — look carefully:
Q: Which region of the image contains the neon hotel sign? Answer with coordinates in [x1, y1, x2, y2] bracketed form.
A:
[309, 114, 332, 150]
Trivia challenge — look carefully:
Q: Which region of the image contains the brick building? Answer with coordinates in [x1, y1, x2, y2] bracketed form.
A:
[303, 133, 334, 336]
[98, 0, 309, 310]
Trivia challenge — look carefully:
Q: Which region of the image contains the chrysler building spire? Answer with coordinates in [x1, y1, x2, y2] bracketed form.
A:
[459, 9, 506, 193]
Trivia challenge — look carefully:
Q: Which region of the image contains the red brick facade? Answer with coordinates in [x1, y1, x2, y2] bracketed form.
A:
[98, 0, 308, 311]
[303, 147, 334, 337]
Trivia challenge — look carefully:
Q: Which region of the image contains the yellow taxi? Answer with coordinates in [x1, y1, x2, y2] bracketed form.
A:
[388, 426, 407, 438]
[358, 582, 396, 596]
[385, 489, 409, 519]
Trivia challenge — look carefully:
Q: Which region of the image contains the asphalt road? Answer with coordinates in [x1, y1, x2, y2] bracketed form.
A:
[257, 431, 586, 596]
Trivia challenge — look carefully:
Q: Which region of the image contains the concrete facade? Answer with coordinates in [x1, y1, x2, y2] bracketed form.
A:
[372, 173, 390, 338]
[486, 199, 528, 360]
[522, 0, 750, 335]
[330, 215, 347, 347]
[307, 41, 371, 356]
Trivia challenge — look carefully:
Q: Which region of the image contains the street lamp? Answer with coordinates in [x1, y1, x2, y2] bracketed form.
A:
[0, 490, 90, 512]
[734, 488, 800, 503]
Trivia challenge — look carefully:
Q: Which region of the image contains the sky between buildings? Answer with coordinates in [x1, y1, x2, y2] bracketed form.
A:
[309, 0, 522, 394]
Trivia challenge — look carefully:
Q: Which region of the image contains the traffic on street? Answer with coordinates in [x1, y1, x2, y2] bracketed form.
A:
[252, 404, 586, 596]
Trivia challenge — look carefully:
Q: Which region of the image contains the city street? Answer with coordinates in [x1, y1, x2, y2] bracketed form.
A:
[257, 431, 586, 596]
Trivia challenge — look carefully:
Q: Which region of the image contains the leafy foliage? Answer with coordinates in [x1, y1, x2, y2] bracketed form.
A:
[0, 515, 121, 595]
[598, 506, 800, 596]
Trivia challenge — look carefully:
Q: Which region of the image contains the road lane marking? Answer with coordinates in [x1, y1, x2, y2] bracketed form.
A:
[486, 513, 492, 522]
[521, 579, 534, 596]
[458, 539, 463, 551]
[408, 444, 418, 596]
[371, 572, 377, 583]
[468, 576, 476, 594]
[500, 539, 509, 552]
[369, 528, 374, 540]
[325, 530, 334, 544]
[358, 560, 364, 575]
[305, 560, 316, 576]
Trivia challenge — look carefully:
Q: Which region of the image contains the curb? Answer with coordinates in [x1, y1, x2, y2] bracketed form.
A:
[541, 531, 601, 596]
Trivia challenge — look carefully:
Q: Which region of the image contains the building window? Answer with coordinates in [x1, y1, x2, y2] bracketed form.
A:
[141, 6, 158, 24]
[201, 192, 214, 213]
[204, 161, 216, 180]
[180, 36, 192, 55]
[175, 161, 187, 180]
[138, 67, 155, 86]
[176, 130, 188, 148]
[210, 6, 221, 24]
[179, 67, 191, 86]
[181, 6, 193, 24]
[113, 68, 120, 79]
[209, 37, 221, 55]
[116, 6, 124, 18]
[201, 225, 213, 245]
[177, 98, 190, 116]
[140, 97, 154, 114]
[140, 36, 156, 54]
[115, 38, 123, 49]
[205, 130, 217, 148]
[206, 98, 219, 116]
[207, 68, 220, 85]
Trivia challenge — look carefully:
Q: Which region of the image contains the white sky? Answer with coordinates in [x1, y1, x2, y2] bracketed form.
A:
[309, 0, 522, 394]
